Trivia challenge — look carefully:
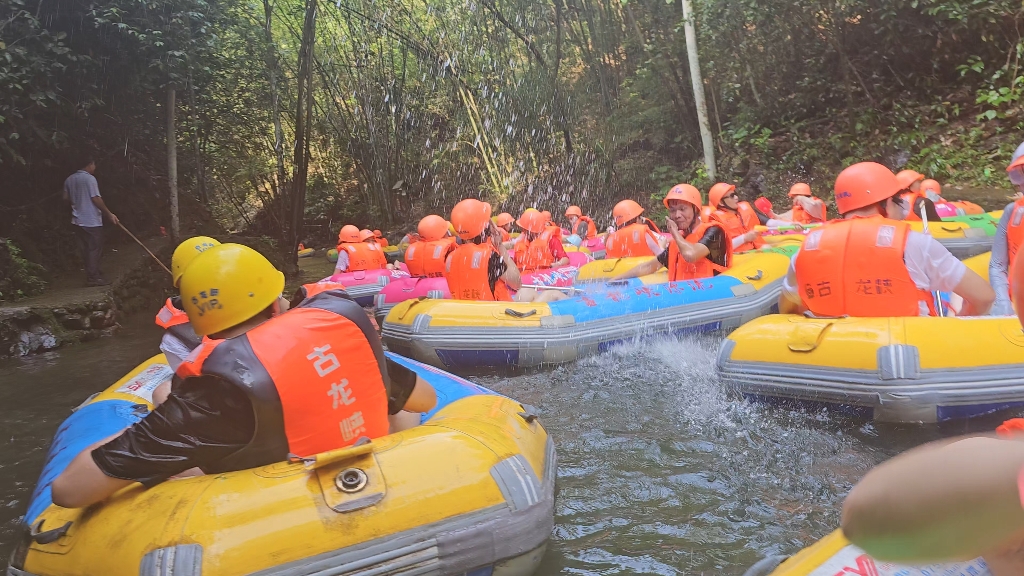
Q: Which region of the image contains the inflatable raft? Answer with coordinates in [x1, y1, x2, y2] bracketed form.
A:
[744, 530, 990, 576]
[382, 249, 793, 371]
[374, 253, 594, 321]
[297, 247, 315, 258]
[717, 312, 1024, 423]
[10, 353, 555, 576]
[576, 244, 800, 283]
[908, 216, 994, 259]
[934, 199, 986, 218]
[328, 264, 411, 306]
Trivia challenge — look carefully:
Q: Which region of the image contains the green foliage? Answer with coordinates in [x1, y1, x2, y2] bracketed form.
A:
[0, 238, 46, 301]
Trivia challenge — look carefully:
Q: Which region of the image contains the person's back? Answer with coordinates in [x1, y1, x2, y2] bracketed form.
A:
[339, 241, 385, 272]
[65, 169, 103, 228]
[406, 237, 454, 278]
[445, 199, 518, 301]
[605, 222, 657, 258]
[795, 217, 934, 317]
[176, 288, 390, 470]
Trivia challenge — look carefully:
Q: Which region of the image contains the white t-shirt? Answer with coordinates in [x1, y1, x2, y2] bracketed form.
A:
[160, 332, 193, 372]
[333, 249, 350, 273]
[781, 230, 967, 316]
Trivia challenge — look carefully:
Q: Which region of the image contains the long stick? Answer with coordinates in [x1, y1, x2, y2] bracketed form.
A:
[118, 222, 173, 277]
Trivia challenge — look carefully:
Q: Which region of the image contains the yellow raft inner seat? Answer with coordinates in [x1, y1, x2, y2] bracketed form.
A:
[745, 530, 990, 576]
[16, 354, 555, 576]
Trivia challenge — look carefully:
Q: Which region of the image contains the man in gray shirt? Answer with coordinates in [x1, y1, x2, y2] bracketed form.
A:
[63, 158, 119, 286]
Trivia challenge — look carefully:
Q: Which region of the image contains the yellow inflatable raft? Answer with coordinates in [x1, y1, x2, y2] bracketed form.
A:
[717, 308, 1024, 423]
[12, 354, 556, 576]
[744, 530, 990, 576]
[383, 248, 793, 370]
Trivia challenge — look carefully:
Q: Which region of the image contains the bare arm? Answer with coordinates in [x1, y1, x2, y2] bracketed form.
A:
[842, 435, 1024, 563]
[612, 257, 662, 280]
[51, 433, 134, 508]
[670, 225, 710, 263]
[90, 196, 119, 225]
[956, 267, 996, 316]
[401, 376, 437, 413]
[554, 256, 570, 267]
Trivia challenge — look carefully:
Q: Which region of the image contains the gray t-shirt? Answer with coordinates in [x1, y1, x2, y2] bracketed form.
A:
[64, 170, 103, 227]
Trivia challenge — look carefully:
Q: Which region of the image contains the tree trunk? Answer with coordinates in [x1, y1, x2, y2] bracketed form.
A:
[286, 0, 317, 276]
[681, 0, 715, 180]
[167, 86, 179, 242]
[263, 0, 288, 228]
[187, 73, 208, 204]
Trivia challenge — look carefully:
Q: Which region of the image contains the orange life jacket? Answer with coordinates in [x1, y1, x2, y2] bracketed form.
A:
[405, 238, 455, 278]
[711, 201, 764, 252]
[377, 237, 389, 247]
[574, 216, 598, 240]
[666, 222, 732, 281]
[176, 291, 390, 471]
[1006, 199, 1024, 296]
[545, 225, 562, 242]
[795, 217, 934, 317]
[500, 228, 511, 243]
[292, 281, 349, 307]
[900, 191, 925, 222]
[606, 223, 657, 258]
[444, 242, 512, 301]
[154, 297, 201, 351]
[700, 206, 713, 222]
[513, 231, 556, 272]
[792, 196, 826, 224]
[338, 242, 385, 271]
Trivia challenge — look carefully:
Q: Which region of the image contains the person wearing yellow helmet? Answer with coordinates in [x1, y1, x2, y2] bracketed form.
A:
[50, 244, 437, 509]
[154, 236, 221, 373]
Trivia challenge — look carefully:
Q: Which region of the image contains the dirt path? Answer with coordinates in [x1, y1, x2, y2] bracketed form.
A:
[1, 236, 171, 310]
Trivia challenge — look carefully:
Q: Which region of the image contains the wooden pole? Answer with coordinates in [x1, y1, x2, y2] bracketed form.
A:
[681, 0, 716, 181]
[167, 86, 179, 242]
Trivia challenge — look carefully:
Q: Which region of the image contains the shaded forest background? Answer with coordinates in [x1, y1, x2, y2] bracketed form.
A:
[2, 0, 1024, 298]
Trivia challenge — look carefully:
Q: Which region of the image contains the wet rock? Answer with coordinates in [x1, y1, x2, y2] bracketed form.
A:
[89, 310, 114, 329]
[15, 326, 58, 356]
[61, 313, 90, 330]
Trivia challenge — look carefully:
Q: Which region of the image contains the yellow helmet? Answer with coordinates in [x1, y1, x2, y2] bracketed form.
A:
[171, 236, 221, 288]
[179, 243, 285, 336]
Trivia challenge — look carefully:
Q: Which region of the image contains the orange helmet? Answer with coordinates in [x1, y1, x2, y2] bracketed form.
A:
[565, 205, 583, 218]
[920, 179, 941, 195]
[450, 198, 493, 240]
[662, 184, 702, 209]
[359, 229, 375, 242]
[338, 224, 360, 243]
[517, 210, 548, 234]
[373, 229, 383, 238]
[495, 212, 515, 227]
[895, 169, 924, 189]
[834, 162, 902, 214]
[708, 183, 737, 209]
[417, 215, 449, 242]
[612, 200, 644, 226]
[788, 183, 812, 197]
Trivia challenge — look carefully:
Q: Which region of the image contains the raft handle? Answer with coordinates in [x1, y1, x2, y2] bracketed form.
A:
[518, 404, 540, 423]
[745, 270, 763, 281]
[30, 520, 72, 545]
[505, 308, 537, 318]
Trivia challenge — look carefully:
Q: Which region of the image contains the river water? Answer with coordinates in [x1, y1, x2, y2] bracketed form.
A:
[0, 319, 1005, 575]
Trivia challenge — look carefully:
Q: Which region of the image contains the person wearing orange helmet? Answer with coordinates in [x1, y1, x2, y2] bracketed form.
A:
[372, 229, 389, 247]
[512, 210, 571, 273]
[445, 199, 522, 302]
[780, 183, 827, 224]
[779, 162, 993, 317]
[405, 215, 456, 278]
[494, 212, 515, 242]
[613, 184, 731, 281]
[839, 257, 1024, 575]
[605, 199, 666, 258]
[707, 182, 788, 252]
[988, 149, 1024, 316]
[895, 169, 943, 222]
[334, 225, 387, 273]
[565, 205, 598, 240]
